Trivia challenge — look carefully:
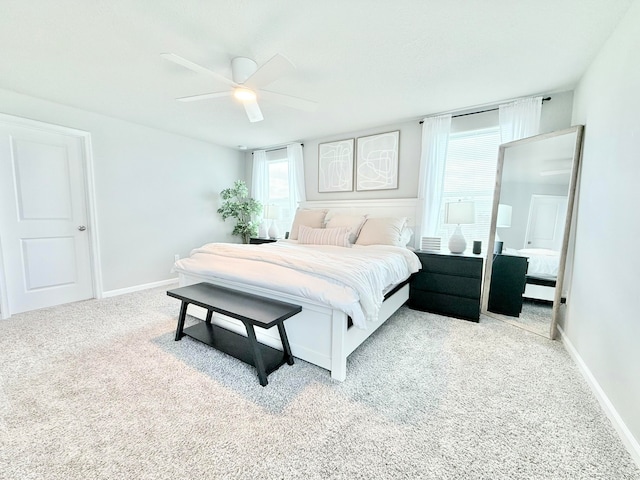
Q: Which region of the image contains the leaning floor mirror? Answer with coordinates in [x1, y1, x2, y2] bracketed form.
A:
[481, 125, 584, 339]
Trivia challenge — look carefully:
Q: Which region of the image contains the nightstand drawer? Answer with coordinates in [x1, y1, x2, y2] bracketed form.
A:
[418, 254, 482, 278]
[410, 251, 483, 322]
[409, 291, 480, 321]
[411, 272, 481, 300]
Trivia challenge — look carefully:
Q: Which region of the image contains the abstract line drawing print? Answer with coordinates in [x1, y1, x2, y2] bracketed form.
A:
[356, 131, 399, 191]
[318, 139, 354, 192]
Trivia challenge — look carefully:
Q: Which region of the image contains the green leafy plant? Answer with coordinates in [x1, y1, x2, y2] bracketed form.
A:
[217, 180, 262, 244]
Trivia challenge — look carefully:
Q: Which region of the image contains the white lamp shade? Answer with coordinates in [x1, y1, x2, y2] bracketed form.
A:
[445, 201, 475, 225]
[497, 204, 512, 228]
[263, 205, 281, 220]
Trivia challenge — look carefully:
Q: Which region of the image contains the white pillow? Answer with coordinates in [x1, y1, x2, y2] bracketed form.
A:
[297, 225, 350, 247]
[289, 208, 328, 240]
[355, 217, 407, 246]
[325, 213, 368, 244]
[399, 226, 414, 247]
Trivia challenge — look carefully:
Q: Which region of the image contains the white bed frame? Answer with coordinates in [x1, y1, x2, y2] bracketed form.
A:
[177, 198, 418, 381]
[524, 283, 555, 302]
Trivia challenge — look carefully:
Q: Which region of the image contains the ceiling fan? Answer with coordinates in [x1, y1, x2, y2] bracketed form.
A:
[161, 53, 318, 122]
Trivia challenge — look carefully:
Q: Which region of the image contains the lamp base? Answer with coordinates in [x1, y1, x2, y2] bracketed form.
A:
[268, 220, 280, 239]
[448, 225, 467, 254]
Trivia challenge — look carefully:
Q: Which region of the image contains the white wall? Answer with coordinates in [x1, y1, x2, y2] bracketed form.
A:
[303, 119, 422, 201]
[540, 90, 574, 134]
[499, 181, 570, 249]
[299, 91, 574, 201]
[568, 0, 640, 459]
[0, 89, 245, 293]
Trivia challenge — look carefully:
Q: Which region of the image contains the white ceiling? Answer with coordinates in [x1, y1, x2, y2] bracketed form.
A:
[0, 0, 632, 150]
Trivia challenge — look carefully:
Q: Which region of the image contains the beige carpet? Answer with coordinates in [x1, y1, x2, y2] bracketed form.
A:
[510, 299, 554, 337]
[0, 287, 638, 479]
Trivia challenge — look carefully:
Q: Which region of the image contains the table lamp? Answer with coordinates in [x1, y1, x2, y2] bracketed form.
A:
[494, 204, 512, 252]
[263, 205, 281, 239]
[496, 204, 512, 229]
[444, 201, 475, 254]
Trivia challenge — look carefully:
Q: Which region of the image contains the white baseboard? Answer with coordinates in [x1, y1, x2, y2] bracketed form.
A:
[558, 325, 640, 468]
[102, 278, 179, 298]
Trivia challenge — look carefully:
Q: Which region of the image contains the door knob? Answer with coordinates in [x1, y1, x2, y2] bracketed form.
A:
[78, 226, 87, 231]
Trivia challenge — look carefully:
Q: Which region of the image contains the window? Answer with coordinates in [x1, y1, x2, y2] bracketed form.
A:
[435, 127, 501, 250]
[264, 149, 292, 235]
[252, 144, 305, 239]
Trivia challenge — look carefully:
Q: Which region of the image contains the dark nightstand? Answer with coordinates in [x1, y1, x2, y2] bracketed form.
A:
[249, 237, 277, 245]
[409, 250, 483, 322]
[488, 254, 528, 317]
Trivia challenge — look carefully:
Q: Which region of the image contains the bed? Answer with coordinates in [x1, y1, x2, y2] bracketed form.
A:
[505, 247, 560, 302]
[172, 198, 420, 381]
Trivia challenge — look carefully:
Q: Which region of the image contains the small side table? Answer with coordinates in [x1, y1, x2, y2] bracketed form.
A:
[249, 237, 277, 244]
[409, 250, 483, 322]
[488, 254, 528, 316]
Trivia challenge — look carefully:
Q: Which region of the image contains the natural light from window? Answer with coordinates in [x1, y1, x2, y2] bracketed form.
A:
[435, 127, 501, 252]
[265, 150, 292, 236]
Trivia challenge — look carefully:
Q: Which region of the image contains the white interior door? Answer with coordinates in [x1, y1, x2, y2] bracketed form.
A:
[0, 123, 94, 315]
[524, 194, 568, 250]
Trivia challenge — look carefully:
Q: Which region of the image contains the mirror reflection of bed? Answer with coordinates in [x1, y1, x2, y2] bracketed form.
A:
[483, 126, 583, 339]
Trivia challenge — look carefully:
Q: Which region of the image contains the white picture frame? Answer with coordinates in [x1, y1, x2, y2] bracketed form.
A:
[356, 130, 400, 191]
[318, 138, 354, 192]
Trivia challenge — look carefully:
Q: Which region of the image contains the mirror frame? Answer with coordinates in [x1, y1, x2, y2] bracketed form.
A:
[481, 125, 584, 339]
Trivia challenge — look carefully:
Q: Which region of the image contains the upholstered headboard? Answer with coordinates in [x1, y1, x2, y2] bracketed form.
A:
[298, 198, 418, 228]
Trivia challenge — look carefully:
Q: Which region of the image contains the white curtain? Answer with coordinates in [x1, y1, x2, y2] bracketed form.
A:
[286, 143, 306, 213]
[499, 96, 543, 143]
[417, 114, 452, 245]
[251, 149, 268, 218]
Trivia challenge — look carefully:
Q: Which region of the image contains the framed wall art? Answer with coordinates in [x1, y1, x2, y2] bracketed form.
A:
[318, 138, 354, 192]
[356, 130, 400, 191]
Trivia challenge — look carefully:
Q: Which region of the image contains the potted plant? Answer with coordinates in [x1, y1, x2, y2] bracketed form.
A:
[217, 180, 262, 244]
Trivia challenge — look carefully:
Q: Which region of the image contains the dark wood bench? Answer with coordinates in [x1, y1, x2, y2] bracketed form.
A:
[167, 282, 302, 386]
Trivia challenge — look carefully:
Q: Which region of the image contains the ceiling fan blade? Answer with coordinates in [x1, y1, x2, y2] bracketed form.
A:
[243, 99, 264, 123]
[258, 89, 318, 112]
[176, 91, 232, 102]
[244, 54, 295, 89]
[160, 53, 237, 87]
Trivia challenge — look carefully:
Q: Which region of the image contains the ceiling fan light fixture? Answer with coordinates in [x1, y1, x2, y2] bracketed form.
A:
[234, 87, 256, 102]
[163, 52, 316, 122]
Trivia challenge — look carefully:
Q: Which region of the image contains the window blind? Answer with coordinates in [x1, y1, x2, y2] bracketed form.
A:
[435, 127, 501, 251]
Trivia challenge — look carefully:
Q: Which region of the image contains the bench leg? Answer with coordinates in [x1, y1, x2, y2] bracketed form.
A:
[277, 322, 295, 366]
[175, 301, 189, 341]
[205, 310, 213, 324]
[244, 323, 268, 387]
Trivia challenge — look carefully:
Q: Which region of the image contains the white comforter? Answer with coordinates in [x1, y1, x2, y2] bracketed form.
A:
[505, 247, 560, 276]
[173, 241, 421, 328]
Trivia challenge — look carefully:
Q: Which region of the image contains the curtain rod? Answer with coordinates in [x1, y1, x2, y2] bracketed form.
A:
[418, 97, 551, 124]
[251, 143, 304, 154]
